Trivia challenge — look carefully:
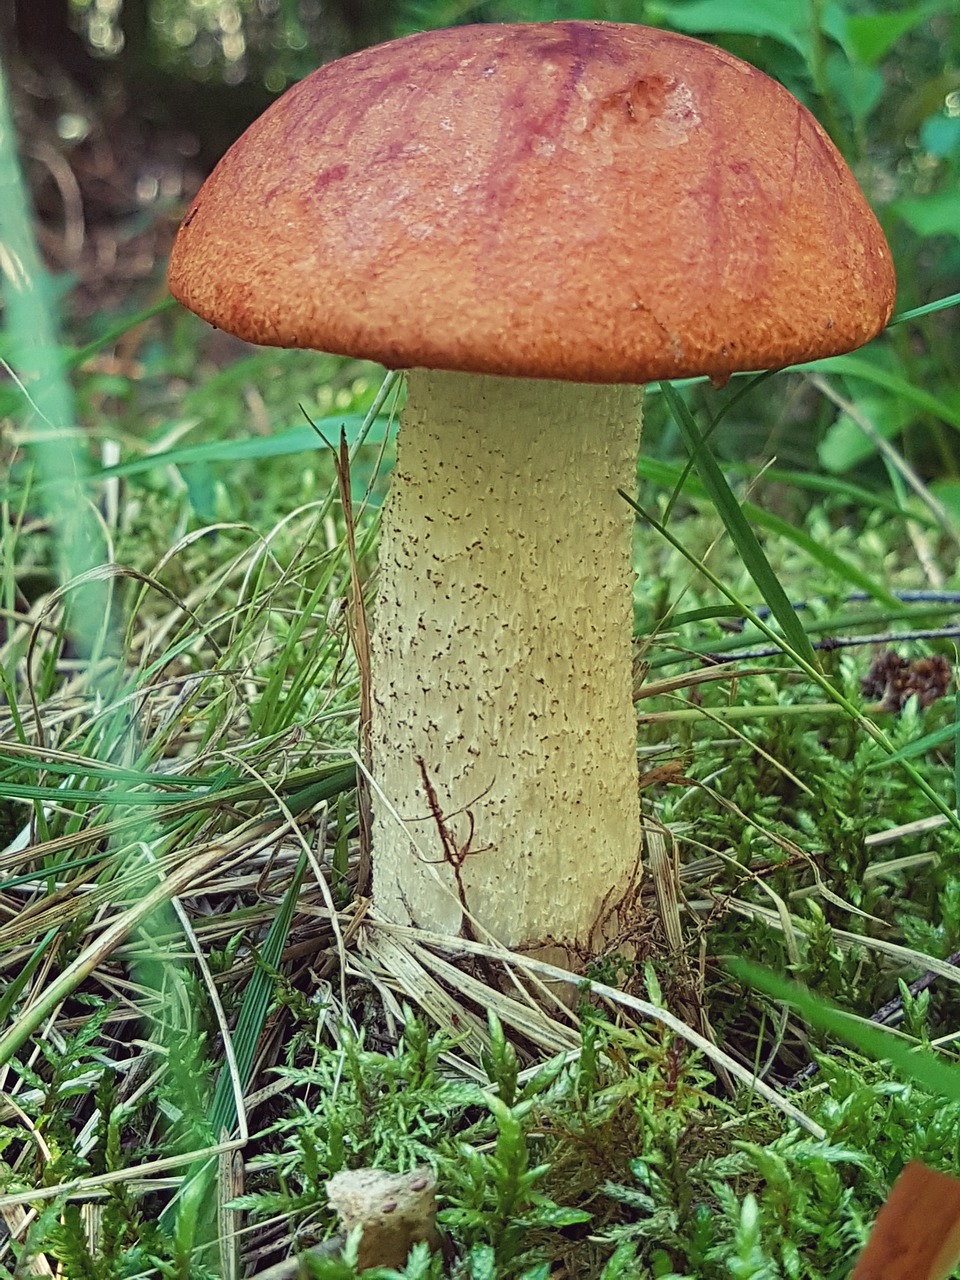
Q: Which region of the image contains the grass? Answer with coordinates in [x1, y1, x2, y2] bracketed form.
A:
[5, 4, 960, 1277]
[7, 304, 960, 1278]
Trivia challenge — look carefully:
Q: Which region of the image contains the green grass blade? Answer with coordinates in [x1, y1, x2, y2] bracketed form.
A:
[0, 929, 57, 1024]
[646, 599, 960, 669]
[639, 456, 912, 610]
[626, 492, 960, 831]
[0, 421, 396, 505]
[160, 850, 312, 1241]
[67, 297, 178, 368]
[208, 847, 309, 1138]
[863, 722, 959, 770]
[722, 462, 932, 526]
[807, 354, 960, 433]
[889, 292, 960, 325]
[659, 382, 819, 666]
[730, 959, 960, 1103]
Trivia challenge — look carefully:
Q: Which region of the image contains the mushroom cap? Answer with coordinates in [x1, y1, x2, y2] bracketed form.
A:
[168, 22, 896, 383]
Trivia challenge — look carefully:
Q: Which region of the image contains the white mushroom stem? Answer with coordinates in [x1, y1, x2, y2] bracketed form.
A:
[371, 370, 643, 951]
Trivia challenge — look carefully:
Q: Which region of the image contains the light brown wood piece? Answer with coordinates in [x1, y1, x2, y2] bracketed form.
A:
[325, 1165, 441, 1271]
[852, 1161, 960, 1280]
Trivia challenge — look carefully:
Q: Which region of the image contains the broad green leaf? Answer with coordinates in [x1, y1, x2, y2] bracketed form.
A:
[825, 51, 884, 126]
[892, 190, 960, 241]
[656, 0, 810, 58]
[920, 112, 960, 158]
[819, 390, 916, 473]
[930, 480, 960, 528]
[181, 460, 218, 520]
[845, 7, 938, 65]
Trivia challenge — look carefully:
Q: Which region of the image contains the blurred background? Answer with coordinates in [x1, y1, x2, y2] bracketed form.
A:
[1, 0, 960, 514]
[4, 0, 958, 487]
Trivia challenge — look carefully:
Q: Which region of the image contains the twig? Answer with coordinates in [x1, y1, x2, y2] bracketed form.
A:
[415, 757, 491, 938]
[330, 429, 373, 895]
[807, 372, 960, 554]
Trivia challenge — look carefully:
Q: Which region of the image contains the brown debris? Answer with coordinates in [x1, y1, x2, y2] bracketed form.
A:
[860, 650, 952, 713]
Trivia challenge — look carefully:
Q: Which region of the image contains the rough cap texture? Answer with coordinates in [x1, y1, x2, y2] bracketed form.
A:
[168, 21, 896, 383]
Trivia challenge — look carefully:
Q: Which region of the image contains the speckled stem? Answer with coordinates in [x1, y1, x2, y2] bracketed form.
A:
[370, 370, 643, 950]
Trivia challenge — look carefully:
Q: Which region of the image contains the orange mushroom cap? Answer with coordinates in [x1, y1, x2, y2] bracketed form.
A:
[168, 21, 896, 384]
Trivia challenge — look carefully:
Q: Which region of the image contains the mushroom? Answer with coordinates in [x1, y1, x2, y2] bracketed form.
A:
[168, 22, 895, 954]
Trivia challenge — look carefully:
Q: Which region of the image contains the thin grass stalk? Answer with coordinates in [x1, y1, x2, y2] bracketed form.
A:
[625, 492, 960, 834]
[365, 924, 826, 1139]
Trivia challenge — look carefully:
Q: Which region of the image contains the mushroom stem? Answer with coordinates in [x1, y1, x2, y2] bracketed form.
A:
[371, 370, 643, 950]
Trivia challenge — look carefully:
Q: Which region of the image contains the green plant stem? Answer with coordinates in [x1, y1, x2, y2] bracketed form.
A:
[638, 700, 893, 725]
[0, 58, 109, 661]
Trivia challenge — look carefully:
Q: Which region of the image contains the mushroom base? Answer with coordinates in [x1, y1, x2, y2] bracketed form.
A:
[370, 370, 643, 951]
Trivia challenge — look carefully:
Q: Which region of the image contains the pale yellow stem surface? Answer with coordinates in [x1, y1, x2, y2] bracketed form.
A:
[371, 370, 643, 950]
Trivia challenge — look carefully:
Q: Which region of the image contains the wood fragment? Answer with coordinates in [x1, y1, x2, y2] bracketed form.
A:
[325, 1165, 441, 1271]
[852, 1161, 960, 1280]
